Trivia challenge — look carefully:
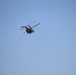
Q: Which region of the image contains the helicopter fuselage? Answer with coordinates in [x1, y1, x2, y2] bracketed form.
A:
[26, 28, 34, 34]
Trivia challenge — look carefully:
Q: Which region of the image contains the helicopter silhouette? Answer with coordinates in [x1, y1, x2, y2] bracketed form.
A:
[20, 22, 40, 34]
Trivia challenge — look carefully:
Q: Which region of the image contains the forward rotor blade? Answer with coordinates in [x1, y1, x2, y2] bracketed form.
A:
[32, 23, 40, 28]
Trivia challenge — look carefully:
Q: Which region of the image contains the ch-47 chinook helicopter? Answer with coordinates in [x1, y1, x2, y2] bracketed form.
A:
[20, 21, 40, 34]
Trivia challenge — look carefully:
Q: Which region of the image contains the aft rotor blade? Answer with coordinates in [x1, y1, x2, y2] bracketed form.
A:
[32, 23, 40, 28]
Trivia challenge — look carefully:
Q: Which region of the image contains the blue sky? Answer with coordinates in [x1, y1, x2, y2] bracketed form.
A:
[0, 0, 76, 75]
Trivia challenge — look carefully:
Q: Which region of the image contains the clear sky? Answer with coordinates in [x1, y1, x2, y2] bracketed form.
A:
[0, 0, 76, 75]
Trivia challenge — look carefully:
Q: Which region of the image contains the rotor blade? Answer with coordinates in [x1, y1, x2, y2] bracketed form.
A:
[32, 23, 40, 28]
[21, 21, 36, 29]
[29, 21, 36, 25]
[23, 32, 25, 34]
[28, 25, 32, 28]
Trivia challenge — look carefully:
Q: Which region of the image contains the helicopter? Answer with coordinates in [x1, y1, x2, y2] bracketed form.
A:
[20, 22, 40, 34]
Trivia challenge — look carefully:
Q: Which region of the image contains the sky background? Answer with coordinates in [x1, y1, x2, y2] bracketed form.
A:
[0, 0, 76, 75]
